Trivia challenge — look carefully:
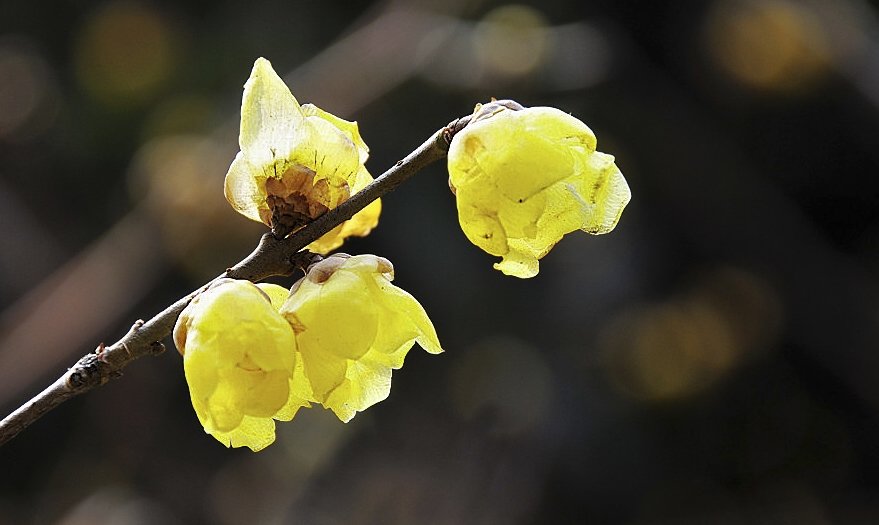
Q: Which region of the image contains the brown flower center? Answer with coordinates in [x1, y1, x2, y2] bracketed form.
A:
[262, 165, 346, 234]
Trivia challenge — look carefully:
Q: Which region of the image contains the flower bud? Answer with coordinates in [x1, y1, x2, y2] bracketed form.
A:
[447, 103, 631, 278]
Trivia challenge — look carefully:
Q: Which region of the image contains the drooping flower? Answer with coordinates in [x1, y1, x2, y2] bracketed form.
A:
[447, 101, 631, 278]
[173, 279, 309, 451]
[280, 254, 443, 422]
[223, 57, 380, 252]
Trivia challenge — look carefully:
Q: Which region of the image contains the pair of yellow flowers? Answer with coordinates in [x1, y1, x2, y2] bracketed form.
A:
[174, 58, 630, 451]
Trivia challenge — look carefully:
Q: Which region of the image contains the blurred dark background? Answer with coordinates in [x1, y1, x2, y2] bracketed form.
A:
[2, 0, 879, 523]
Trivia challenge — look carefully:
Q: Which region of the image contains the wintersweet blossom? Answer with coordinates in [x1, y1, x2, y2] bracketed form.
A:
[280, 254, 443, 422]
[173, 279, 308, 451]
[223, 57, 380, 252]
[447, 101, 631, 278]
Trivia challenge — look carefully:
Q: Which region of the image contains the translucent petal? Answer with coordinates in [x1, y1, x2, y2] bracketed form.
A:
[224, 152, 269, 225]
[350, 164, 376, 197]
[239, 58, 304, 169]
[572, 152, 631, 234]
[369, 275, 443, 357]
[274, 358, 313, 421]
[298, 343, 348, 401]
[210, 415, 277, 452]
[455, 198, 508, 257]
[447, 104, 629, 278]
[324, 357, 392, 422]
[291, 116, 361, 192]
[301, 103, 369, 164]
[256, 283, 292, 311]
[494, 249, 540, 278]
[281, 254, 442, 421]
[289, 355, 315, 402]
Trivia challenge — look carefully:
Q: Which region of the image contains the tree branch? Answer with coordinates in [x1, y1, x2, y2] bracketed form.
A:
[0, 118, 466, 447]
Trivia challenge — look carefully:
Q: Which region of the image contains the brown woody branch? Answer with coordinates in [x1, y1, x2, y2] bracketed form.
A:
[0, 116, 467, 447]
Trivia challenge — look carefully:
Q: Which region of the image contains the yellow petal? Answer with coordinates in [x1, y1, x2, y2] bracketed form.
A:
[324, 356, 392, 422]
[274, 357, 313, 421]
[182, 338, 219, 424]
[493, 248, 540, 279]
[368, 275, 443, 360]
[256, 282, 291, 311]
[288, 116, 361, 194]
[174, 279, 300, 450]
[223, 151, 265, 223]
[209, 415, 277, 452]
[447, 104, 630, 278]
[301, 103, 369, 164]
[239, 57, 304, 169]
[203, 375, 248, 432]
[572, 152, 632, 234]
[455, 198, 509, 257]
[280, 254, 442, 421]
[220, 366, 290, 417]
[296, 340, 348, 401]
[295, 270, 379, 361]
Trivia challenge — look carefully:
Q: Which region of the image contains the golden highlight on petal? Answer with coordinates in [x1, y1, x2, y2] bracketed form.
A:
[280, 254, 443, 422]
[223, 57, 380, 247]
[447, 104, 631, 278]
[174, 279, 305, 451]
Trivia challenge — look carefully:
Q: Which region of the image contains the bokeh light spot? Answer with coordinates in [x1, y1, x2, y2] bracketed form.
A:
[128, 134, 262, 279]
[473, 5, 550, 78]
[75, 1, 177, 107]
[600, 266, 782, 403]
[704, 0, 831, 93]
[0, 40, 58, 141]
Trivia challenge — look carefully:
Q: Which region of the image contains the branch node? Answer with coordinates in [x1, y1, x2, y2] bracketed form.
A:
[67, 371, 85, 389]
[271, 222, 294, 239]
[443, 115, 471, 145]
[290, 251, 322, 274]
[95, 342, 109, 363]
[150, 341, 166, 355]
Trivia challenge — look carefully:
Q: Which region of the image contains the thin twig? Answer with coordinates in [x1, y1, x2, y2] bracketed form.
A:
[0, 118, 466, 447]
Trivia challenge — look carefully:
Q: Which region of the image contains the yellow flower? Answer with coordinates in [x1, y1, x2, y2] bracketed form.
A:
[224, 57, 380, 252]
[280, 254, 443, 422]
[447, 102, 631, 278]
[173, 279, 308, 451]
